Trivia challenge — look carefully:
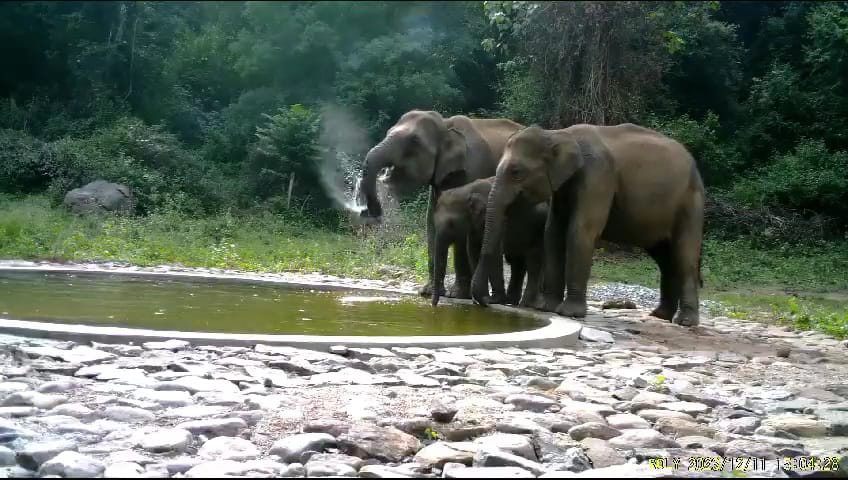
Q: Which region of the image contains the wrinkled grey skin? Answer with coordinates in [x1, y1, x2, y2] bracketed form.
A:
[430, 177, 548, 308]
[358, 110, 523, 300]
[472, 124, 705, 327]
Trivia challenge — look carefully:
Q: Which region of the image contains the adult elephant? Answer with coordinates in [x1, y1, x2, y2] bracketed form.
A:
[471, 124, 705, 327]
[358, 110, 523, 299]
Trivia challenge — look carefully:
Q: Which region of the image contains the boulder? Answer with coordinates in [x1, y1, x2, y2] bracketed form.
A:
[63, 180, 134, 215]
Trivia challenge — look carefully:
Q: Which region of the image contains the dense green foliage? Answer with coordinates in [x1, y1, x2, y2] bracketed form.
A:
[1, 0, 846, 242]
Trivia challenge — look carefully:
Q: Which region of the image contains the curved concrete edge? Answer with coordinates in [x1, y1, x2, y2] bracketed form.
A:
[0, 263, 584, 350]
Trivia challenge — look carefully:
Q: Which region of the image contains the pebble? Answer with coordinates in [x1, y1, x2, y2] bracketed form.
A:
[473, 434, 537, 461]
[102, 406, 156, 423]
[175, 418, 247, 438]
[16, 440, 78, 470]
[567, 422, 622, 441]
[606, 413, 651, 430]
[608, 429, 680, 449]
[337, 425, 421, 463]
[103, 462, 144, 478]
[413, 442, 475, 469]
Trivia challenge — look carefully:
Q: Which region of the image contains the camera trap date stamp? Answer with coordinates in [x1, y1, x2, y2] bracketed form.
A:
[647, 456, 841, 473]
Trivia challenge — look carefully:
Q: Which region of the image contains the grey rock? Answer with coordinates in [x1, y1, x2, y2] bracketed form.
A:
[107, 451, 152, 465]
[303, 453, 364, 470]
[279, 462, 306, 477]
[579, 328, 614, 343]
[605, 414, 650, 430]
[567, 422, 621, 441]
[761, 414, 829, 437]
[431, 399, 458, 423]
[721, 439, 778, 459]
[658, 401, 710, 415]
[104, 462, 144, 478]
[48, 403, 93, 419]
[20, 345, 115, 366]
[675, 436, 721, 450]
[636, 409, 695, 423]
[163, 458, 201, 475]
[413, 442, 475, 469]
[193, 391, 245, 407]
[527, 377, 560, 391]
[504, 394, 557, 413]
[445, 466, 535, 478]
[132, 389, 194, 408]
[0, 446, 14, 466]
[579, 438, 626, 469]
[303, 419, 352, 438]
[358, 465, 417, 478]
[176, 417, 247, 438]
[717, 417, 761, 435]
[156, 376, 239, 394]
[473, 447, 545, 475]
[304, 461, 357, 477]
[64, 180, 134, 215]
[654, 417, 716, 438]
[0, 392, 67, 410]
[0, 407, 37, 418]
[102, 406, 155, 423]
[142, 340, 190, 351]
[198, 436, 259, 461]
[38, 451, 105, 478]
[184, 460, 251, 478]
[608, 429, 679, 449]
[16, 440, 78, 470]
[337, 425, 421, 463]
[37, 380, 79, 394]
[270, 433, 336, 463]
[138, 429, 193, 453]
[473, 434, 536, 461]
[161, 405, 229, 419]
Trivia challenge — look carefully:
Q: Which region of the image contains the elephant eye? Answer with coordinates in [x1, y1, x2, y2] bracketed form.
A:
[510, 165, 521, 179]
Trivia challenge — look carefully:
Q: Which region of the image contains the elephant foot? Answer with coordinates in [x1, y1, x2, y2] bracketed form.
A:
[419, 283, 445, 298]
[486, 291, 507, 305]
[518, 294, 538, 308]
[672, 309, 700, 327]
[532, 295, 562, 313]
[555, 297, 587, 318]
[504, 292, 522, 306]
[649, 305, 677, 321]
[447, 285, 471, 300]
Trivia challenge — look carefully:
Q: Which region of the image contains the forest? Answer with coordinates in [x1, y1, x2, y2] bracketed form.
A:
[0, 1, 847, 335]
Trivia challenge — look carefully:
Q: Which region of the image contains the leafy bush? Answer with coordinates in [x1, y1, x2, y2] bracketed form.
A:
[0, 129, 49, 194]
[645, 112, 740, 187]
[245, 104, 322, 205]
[731, 139, 848, 224]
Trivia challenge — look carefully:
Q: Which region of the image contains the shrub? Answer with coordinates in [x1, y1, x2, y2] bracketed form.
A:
[645, 112, 740, 187]
[0, 129, 49, 194]
[730, 138, 848, 225]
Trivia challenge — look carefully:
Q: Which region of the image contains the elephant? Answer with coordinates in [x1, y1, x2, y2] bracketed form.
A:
[430, 177, 548, 308]
[357, 110, 523, 300]
[471, 123, 706, 327]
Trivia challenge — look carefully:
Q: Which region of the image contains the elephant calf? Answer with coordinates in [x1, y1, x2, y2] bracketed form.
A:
[431, 177, 547, 308]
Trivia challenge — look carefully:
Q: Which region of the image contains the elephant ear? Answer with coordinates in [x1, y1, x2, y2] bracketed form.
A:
[434, 127, 468, 190]
[545, 130, 587, 189]
[467, 191, 487, 223]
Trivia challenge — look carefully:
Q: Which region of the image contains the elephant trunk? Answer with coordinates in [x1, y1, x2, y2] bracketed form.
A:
[431, 232, 451, 306]
[359, 136, 399, 219]
[471, 178, 512, 306]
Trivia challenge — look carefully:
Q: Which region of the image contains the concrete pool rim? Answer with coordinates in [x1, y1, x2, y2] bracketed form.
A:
[0, 261, 583, 350]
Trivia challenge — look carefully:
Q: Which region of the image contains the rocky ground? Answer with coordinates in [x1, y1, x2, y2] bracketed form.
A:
[1, 264, 848, 478]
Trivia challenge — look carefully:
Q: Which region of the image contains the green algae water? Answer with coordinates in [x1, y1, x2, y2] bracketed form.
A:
[0, 271, 543, 336]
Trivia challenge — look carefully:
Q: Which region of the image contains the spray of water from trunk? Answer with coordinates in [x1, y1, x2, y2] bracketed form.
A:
[314, 104, 401, 227]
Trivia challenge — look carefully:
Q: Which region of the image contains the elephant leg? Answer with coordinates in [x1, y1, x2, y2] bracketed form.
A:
[486, 247, 508, 305]
[505, 254, 526, 305]
[556, 190, 613, 319]
[467, 234, 481, 275]
[646, 240, 679, 321]
[449, 238, 472, 299]
[419, 188, 445, 297]
[520, 249, 543, 308]
[535, 200, 567, 312]
[671, 204, 704, 327]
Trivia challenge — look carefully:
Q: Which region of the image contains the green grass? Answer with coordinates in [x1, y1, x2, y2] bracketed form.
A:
[2, 194, 847, 338]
